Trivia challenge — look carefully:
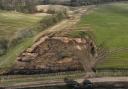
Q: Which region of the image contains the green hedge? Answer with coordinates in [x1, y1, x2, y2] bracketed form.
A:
[39, 11, 67, 29]
[0, 39, 8, 56]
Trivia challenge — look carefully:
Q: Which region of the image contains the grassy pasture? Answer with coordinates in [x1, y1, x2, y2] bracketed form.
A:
[0, 10, 41, 38]
[77, 3, 128, 69]
[0, 10, 42, 70]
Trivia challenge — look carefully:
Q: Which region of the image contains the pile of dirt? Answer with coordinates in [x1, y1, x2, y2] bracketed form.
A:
[8, 36, 96, 75]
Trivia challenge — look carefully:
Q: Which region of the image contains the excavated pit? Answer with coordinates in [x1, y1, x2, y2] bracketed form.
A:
[7, 36, 97, 75]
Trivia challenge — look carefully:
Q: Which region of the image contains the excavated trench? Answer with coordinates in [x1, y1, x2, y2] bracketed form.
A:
[6, 36, 97, 75]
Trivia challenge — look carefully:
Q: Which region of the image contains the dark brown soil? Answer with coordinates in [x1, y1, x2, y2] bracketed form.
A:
[7, 36, 96, 75]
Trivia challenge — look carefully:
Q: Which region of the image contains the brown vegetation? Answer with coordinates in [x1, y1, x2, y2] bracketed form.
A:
[7, 36, 96, 74]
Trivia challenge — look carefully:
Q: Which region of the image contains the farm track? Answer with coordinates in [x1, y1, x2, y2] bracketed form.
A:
[0, 6, 96, 88]
[0, 71, 85, 88]
[34, 5, 95, 41]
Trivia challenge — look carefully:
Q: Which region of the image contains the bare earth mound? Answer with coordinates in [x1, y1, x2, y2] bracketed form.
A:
[8, 36, 96, 74]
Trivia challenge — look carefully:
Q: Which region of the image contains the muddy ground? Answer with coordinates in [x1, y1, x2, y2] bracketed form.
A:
[7, 36, 96, 74]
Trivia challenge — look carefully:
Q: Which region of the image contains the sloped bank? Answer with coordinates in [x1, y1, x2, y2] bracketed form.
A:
[6, 36, 97, 75]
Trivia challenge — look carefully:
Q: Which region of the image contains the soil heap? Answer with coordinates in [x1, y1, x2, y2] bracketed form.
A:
[9, 36, 96, 74]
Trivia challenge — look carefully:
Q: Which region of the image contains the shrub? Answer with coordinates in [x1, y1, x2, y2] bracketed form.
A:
[47, 8, 56, 14]
[17, 5, 36, 13]
[0, 38, 8, 56]
[9, 28, 33, 47]
[39, 11, 67, 29]
[0, 0, 37, 13]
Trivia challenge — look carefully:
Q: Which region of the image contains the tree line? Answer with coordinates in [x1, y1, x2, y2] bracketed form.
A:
[0, 0, 128, 12]
[70, 0, 128, 6]
[0, 0, 43, 13]
[43, 0, 128, 6]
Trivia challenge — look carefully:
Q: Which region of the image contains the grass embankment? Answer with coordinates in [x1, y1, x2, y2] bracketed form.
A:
[0, 11, 42, 70]
[77, 3, 128, 76]
[0, 10, 67, 72]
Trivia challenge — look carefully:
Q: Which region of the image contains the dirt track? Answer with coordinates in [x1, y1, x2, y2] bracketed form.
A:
[0, 6, 97, 88]
[2, 77, 128, 88]
[34, 6, 92, 41]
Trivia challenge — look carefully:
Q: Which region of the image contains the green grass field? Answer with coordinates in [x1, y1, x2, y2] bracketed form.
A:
[77, 3, 128, 69]
[0, 11, 43, 70]
[0, 10, 41, 38]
